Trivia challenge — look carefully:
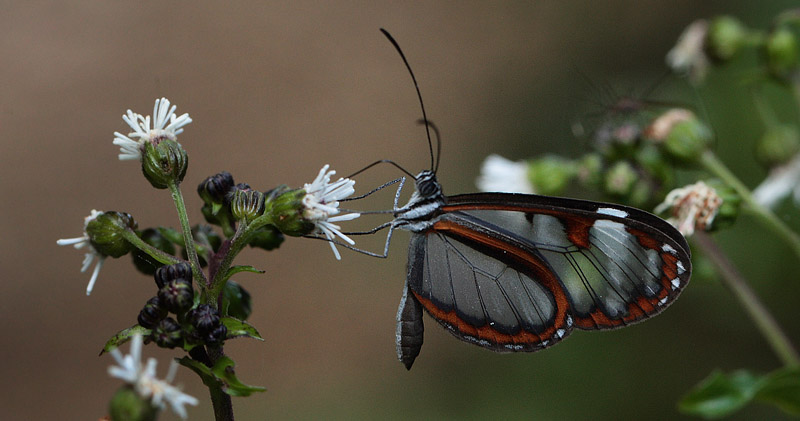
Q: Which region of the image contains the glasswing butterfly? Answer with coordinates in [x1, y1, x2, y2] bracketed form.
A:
[344, 30, 692, 370]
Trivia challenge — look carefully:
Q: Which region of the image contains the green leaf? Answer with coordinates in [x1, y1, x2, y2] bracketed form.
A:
[222, 280, 253, 320]
[178, 356, 266, 397]
[100, 325, 150, 355]
[755, 366, 800, 416]
[221, 316, 263, 341]
[679, 370, 762, 418]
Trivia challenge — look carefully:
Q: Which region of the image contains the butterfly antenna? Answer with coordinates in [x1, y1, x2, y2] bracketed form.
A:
[380, 28, 436, 174]
[417, 118, 442, 172]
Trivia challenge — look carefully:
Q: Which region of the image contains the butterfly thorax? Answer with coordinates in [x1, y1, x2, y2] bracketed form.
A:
[394, 170, 446, 232]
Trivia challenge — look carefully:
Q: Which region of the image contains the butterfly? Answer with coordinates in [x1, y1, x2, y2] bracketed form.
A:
[350, 30, 692, 370]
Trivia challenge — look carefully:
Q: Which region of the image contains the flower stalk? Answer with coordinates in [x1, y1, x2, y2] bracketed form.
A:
[693, 231, 800, 367]
[699, 150, 800, 259]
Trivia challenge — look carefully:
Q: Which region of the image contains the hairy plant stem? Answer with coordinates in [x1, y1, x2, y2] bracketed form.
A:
[700, 150, 800, 259]
[168, 181, 207, 286]
[204, 346, 234, 421]
[694, 231, 800, 366]
[121, 228, 181, 266]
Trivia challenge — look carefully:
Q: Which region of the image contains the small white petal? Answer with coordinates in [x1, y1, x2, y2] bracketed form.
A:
[476, 154, 535, 194]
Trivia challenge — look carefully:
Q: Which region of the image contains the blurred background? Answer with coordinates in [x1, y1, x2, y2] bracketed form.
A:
[3, 1, 799, 419]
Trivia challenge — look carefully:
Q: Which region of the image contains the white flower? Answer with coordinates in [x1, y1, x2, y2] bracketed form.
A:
[753, 153, 800, 209]
[666, 20, 710, 84]
[655, 181, 722, 236]
[113, 97, 192, 161]
[303, 165, 361, 260]
[108, 334, 199, 419]
[56, 209, 106, 296]
[476, 154, 535, 194]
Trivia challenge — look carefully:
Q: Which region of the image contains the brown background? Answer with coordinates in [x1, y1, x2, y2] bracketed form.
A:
[3, 2, 798, 420]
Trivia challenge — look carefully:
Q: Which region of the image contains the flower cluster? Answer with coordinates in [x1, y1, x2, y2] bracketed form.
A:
[108, 334, 198, 419]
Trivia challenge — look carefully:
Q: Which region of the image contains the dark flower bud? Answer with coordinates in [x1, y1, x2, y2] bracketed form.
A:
[85, 211, 137, 258]
[205, 324, 228, 347]
[153, 262, 193, 289]
[151, 317, 182, 349]
[189, 304, 221, 335]
[198, 171, 235, 215]
[141, 139, 188, 189]
[137, 296, 168, 329]
[132, 228, 177, 276]
[158, 278, 194, 314]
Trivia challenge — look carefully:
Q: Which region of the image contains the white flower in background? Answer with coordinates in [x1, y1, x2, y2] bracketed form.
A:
[108, 334, 198, 419]
[753, 153, 800, 209]
[303, 165, 361, 260]
[56, 209, 106, 296]
[666, 19, 710, 83]
[476, 154, 535, 194]
[113, 97, 192, 161]
[655, 181, 722, 236]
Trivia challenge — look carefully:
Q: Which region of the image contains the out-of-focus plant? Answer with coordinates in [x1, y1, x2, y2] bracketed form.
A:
[57, 98, 363, 420]
[477, 10, 800, 419]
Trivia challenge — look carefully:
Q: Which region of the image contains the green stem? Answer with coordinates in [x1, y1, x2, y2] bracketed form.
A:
[694, 231, 800, 366]
[121, 229, 181, 266]
[206, 347, 235, 421]
[168, 181, 207, 286]
[208, 222, 249, 302]
[700, 150, 800, 259]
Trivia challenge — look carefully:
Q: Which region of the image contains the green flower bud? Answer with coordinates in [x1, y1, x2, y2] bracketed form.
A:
[704, 179, 741, 231]
[765, 26, 799, 81]
[86, 211, 137, 258]
[603, 161, 637, 197]
[109, 385, 158, 421]
[230, 188, 265, 223]
[634, 143, 673, 186]
[265, 186, 315, 236]
[706, 15, 746, 61]
[528, 155, 576, 196]
[646, 109, 712, 164]
[141, 139, 188, 189]
[756, 124, 800, 167]
[198, 171, 235, 215]
[132, 228, 176, 275]
[151, 317, 182, 349]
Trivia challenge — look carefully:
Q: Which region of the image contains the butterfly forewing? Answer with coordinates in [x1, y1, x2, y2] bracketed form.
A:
[405, 192, 690, 352]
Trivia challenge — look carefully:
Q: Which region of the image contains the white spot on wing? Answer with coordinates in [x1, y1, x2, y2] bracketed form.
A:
[677, 260, 686, 275]
[556, 328, 566, 338]
[658, 297, 669, 306]
[671, 278, 681, 290]
[597, 207, 628, 218]
[662, 243, 677, 255]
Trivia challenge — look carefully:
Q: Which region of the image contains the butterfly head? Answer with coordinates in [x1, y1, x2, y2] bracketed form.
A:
[415, 170, 443, 200]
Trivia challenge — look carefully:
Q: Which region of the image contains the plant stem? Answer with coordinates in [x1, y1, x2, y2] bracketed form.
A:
[700, 150, 800, 259]
[121, 229, 181, 266]
[168, 181, 207, 285]
[207, 347, 235, 421]
[694, 231, 800, 366]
